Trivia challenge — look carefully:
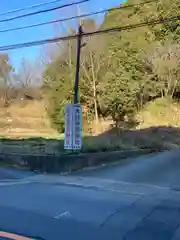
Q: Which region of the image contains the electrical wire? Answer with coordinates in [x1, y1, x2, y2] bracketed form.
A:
[0, 14, 179, 51]
[0, 0, 158, 34]
[0, 0, 89, 23]
[0, 0, 65, 17]
[85, 15, 180, 36]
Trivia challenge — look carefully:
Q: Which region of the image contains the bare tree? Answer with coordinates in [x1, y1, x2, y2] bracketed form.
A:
[80, 19, 105, 125]
[18, 58, 43, 86]
[0, 53, 14, 106]
[147, 42, 180, 98]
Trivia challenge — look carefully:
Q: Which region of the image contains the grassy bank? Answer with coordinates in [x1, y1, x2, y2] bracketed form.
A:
[0, 98, 179, 173]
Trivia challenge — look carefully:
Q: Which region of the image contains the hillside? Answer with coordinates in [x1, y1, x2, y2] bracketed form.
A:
[0, 0, 180, 156]
[0, 97, 179, 157]
[85, 98, 180, 152]
[43, 0, 180, 135]
[0, 100, 58, 138]
[137, 98, 180, 129]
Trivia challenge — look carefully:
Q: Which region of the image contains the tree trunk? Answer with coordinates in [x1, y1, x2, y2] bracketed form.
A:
[94, 98, 99, 124]
[171, 77, 178, 98]
[90, 50, 99, 125]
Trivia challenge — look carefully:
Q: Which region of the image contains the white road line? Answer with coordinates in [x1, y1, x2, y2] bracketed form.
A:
[0, 181, 32, 186]
[54, 211, 71, 219]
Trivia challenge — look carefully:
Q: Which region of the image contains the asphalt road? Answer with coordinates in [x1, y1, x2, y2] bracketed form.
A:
[0, 167, 35, 180]
[75, 150, 180, 187]
[0, 182, 140, 240]
[1, 150, 180, 239]
[1, 178, 180, 240]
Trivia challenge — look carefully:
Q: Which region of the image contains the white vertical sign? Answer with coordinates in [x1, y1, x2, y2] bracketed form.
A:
[64, 104, 73, 149]
[72, 104, 82, 150]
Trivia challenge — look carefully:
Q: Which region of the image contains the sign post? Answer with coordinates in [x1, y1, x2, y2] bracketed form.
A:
[64, 104, 82, 150]
[64, 104, 73, 150]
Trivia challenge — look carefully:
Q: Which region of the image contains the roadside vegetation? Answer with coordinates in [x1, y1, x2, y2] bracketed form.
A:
[0, 0, 180, 171]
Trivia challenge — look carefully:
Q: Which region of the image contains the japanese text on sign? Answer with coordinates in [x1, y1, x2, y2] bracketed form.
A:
[64, 104, 73, 149]
[64, 104, 82, 150]
[73, 104, 82, 149]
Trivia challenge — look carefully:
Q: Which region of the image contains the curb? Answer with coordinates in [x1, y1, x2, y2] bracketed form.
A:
[0, 149, 160, 174]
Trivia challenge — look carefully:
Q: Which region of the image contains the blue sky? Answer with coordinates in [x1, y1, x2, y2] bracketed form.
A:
[0, 0, 123, 70]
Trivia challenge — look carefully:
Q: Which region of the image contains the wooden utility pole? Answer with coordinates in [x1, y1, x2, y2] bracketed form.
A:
[73, 25, 83, 104]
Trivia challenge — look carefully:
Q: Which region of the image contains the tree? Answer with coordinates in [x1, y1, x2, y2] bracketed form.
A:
[100, 71, 138, 125]
[99, 0, 180, 112]
[80, 19, 105, 125]
[43, 19, 106, 132]
[0, 53, 13, 106]
[0, 53, 13, 85]
[43, 0, 180, 132]
[43, 34, 77, 132]
[146, 42, 180, 98]
[18, 58, 43, 87]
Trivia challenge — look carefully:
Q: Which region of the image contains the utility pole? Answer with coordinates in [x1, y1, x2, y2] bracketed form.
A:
[73, 3, 83, 104]
[73, 25, 83, 104]
[65, 4, 83, 151]
[68, 5, 83, 152]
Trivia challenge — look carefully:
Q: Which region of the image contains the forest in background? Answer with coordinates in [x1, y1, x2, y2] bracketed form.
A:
[44, 0, 180, 133]
[0, 0, 180, 136]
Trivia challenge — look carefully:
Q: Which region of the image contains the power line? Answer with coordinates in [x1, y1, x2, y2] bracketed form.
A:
[0, 0, 157, 34]
[0, 0, 89, 24]
[0, 0, 65, 17]
[87, 15, 180, 36]
[0, 14, 179, 51]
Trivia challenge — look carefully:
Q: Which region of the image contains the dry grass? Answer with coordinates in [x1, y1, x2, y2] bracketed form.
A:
[0, 97, 180, 157]
[0, 138, 64, 156]
[0, 100, 58, 138]
[0, 100, 62, 156]
[136, 98, 180, 128]
[85, 98, 180, 152]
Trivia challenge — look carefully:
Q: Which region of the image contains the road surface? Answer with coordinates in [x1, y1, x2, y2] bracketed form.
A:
[0, 167, 35, 180]
[74, 150, 180, 188]
[1, 150, 180, 239]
